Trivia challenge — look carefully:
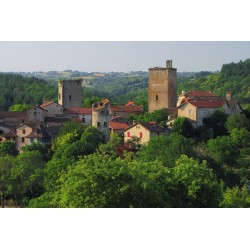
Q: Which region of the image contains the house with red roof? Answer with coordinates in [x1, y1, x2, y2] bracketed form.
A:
[109, 121, 130, 135]
[123, 122, 168, 144]
[64, 107, 92, 125]
[178, 97, 226, 128]
[110, 101, 144, 118]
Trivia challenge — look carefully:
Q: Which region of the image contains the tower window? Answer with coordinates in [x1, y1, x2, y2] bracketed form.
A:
[156, 95, 158, 101]
[69, 94, 71, 100]
[59, 93, 61, 100]
[97, 122, 101, 128]
[22, 129, 26, 134]
[104, 122, 107, 127]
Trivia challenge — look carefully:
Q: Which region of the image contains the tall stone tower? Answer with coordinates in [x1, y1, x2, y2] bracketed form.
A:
[92, 99, 111, 142]
[148, 60, 177, 113]
[58, 79, 82, 108]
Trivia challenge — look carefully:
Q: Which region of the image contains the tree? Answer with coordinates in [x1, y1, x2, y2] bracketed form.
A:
[81, 126, 103, 148]
[138, 133, 193, 167]
[0, 141, 18, 157]
[229, 128, 250, 148]
[226, 113, 250, 132]
[207, 135, 239, 166]
[172, 117, 195, 138]
[220, 186, 250, 208]
[51, 153, 173, 208]
[9, 151, 45, 206]
[171, 155, 222, 208]
[98, 133, 123, 157]
[9, 103, 33, 111]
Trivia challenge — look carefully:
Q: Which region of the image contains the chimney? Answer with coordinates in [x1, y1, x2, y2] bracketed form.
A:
[181, 90, 186, 96]
[133, 120, 137, 125]
[226, 92, 232, 101]
[166, 60, 172, 68]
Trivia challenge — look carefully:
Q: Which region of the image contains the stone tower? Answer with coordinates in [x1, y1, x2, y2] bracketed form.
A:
[92, 99, 111, 142]
[58, 79, 82, 108]
[148, 60, 177, 113]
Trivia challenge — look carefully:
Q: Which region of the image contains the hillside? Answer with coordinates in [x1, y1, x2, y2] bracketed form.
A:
[0, 59, 249, 111]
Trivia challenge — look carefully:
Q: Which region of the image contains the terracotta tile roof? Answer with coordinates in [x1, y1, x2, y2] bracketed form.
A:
[109, 121, 129, 130]
[110, 104, 143, 113]
[187, 98, 225, 108]
[125, 101, 135, 106]
[39, 100, 56, 108]
[65, 107, 92, 115]
[185, 90, 218, 97]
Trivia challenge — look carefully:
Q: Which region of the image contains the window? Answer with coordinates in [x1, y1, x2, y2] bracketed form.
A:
[189, 109, 193, 116]
[156, 95, 158, 101]
[69, 94, 71, 100]
[127, 131, 130, 137]
[21, 119, 24, 123]
[106, 110, 109, 116]
[97, 122, 101, 128]
[140, 132, 143, 138]
[22, 137, 25, 143]
[104, 122, 107, 127]
[22, 129, 25, 134]
[82, 118, 85, 123]
[30, 138, 34, 143]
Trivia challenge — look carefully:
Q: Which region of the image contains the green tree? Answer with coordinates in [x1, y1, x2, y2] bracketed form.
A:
[9, 103, 33, 111]
[225, 113, 250, 132]
[172, 117, 195, 138]
[207, 136, 239, 166]
[220, 186, 250, 208]
[98, 133, 123, 157]
[81, 126, 103, 148]
[171, 155, 222, 208]
[0, 141, 18, 157]
[138, 133, 193, 167]
[9, 151, 45, 206]
[52, 153, 172, 208]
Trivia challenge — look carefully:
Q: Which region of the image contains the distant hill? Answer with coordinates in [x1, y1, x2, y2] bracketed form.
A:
[0, 59, 249, 111]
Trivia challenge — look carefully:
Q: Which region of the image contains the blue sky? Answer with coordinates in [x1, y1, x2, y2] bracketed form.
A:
[0, 41, 249, 72]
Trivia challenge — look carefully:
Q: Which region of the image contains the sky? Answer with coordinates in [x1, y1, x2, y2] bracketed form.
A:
[0, 41, 250, 73]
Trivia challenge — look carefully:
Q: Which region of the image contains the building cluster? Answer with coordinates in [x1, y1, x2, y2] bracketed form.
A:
[0, 60, 243, 151]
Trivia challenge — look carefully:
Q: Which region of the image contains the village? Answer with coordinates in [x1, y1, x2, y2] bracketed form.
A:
[0, 60, 243, 151]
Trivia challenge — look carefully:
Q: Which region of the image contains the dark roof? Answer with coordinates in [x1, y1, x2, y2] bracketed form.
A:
[25, 123, 50, 139]
[0, 130, 17, 138]
[124, 122, 167, 133]
[0, 111, 27, 118]
[43, 125, 62, 138]
[44, 117, 71, 123]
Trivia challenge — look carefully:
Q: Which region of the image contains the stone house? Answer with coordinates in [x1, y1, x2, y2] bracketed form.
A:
[123, 122, 168, 144]
[27, 106, 47, 122]
[40, 100, 64, 117]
